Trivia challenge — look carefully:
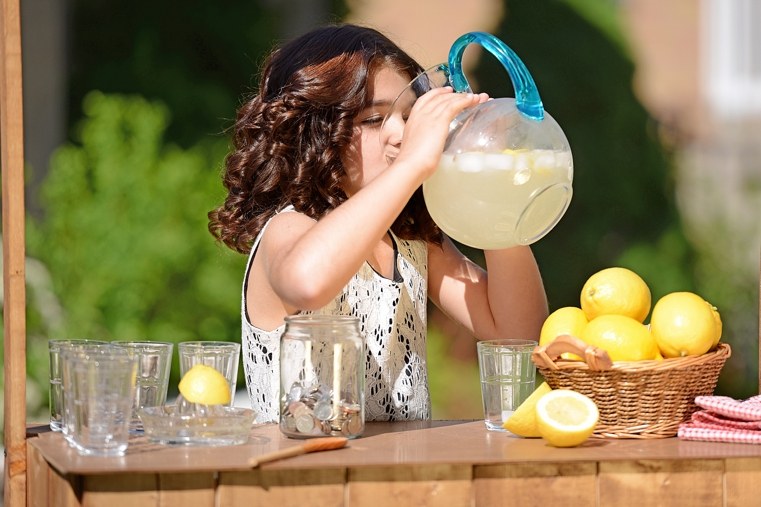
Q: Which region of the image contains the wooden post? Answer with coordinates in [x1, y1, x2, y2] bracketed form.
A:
[1, 0, 27, 506]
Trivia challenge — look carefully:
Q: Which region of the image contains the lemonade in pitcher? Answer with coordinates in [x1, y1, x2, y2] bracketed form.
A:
[424, 147, 572, 250]
[382, 33, 574, 249]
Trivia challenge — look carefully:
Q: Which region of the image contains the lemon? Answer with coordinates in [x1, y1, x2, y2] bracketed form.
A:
[539, 307, 588, 360]
[650, 292, 717, 358]
[708, 302, 723, 348]
[503, 382, 552, 437]
[580, 267, 651, 323]
[581, 314, 660, 361]
[536, 389, 599, 447]
[178, 364, 231, 405]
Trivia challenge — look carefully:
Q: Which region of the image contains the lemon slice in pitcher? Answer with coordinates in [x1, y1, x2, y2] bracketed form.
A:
[178, 364, 231, 405]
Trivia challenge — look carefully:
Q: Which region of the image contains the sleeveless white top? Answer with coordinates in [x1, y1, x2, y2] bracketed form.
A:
[241, 207, 431, 423]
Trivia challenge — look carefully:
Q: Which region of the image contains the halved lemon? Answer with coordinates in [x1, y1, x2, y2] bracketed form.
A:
[178, 364, 231, 405]
[536, 389, 599, 447]
[503, 382, 552, 437]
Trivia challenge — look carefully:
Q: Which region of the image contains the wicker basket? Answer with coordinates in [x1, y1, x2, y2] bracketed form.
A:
[531, 335, 732, 439]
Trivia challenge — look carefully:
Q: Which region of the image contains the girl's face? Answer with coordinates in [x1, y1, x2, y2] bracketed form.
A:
[341, 66, 415, 195]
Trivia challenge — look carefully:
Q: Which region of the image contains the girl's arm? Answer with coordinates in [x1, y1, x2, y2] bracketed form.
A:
[427, 238, 548, 341]
[257, 88, 487, 313]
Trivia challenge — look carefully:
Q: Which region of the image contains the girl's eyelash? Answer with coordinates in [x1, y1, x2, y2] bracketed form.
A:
[361, 116, 384, 125]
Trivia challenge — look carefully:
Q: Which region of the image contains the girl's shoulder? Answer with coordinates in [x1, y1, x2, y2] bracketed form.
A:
[258, 206, 316, 249]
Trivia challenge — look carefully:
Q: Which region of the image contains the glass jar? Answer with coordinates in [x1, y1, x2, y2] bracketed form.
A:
[279, 315, 365, 439]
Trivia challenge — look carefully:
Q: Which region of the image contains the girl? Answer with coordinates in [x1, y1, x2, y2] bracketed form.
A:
[209, 24, 548, 423]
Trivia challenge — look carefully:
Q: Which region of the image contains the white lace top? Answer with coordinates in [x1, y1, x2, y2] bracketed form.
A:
[241, 207, 431, 423]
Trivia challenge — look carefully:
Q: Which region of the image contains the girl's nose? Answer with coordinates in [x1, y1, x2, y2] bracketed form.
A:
[382, 114, 404, 147]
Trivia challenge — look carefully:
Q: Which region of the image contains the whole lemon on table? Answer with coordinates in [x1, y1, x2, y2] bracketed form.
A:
[581, 314, 660, 361]
[580, 267, 651, 323]
[178, 364, 231, 405]
[536, 389, 599, 447]
[503, 382, 552, 437]
[539, 307, 588, 360]
[650, 292, 720, 358]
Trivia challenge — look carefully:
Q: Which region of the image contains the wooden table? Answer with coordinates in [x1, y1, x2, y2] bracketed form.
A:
[27, 420, 761, 506]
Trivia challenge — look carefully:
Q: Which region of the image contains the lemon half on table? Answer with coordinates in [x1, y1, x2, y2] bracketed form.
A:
[503, 382, 552, 437]
[535, 389, 599, 447]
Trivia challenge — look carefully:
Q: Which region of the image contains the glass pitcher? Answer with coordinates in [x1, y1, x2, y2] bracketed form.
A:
[385, 32, 573, 250]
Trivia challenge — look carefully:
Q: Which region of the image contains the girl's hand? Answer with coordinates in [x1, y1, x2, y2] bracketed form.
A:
[394, 87, 488, 180]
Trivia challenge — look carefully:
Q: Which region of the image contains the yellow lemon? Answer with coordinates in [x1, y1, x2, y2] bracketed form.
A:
[650, 292, 717, 358]
[581, 314, 660, 361]
[503, 382, 552, 437]
[178, 364, 231, 405]
[539, 307, 588, 360]
[580, 267, 651, 323]
[536, 389, 599, 447]
[707, 302, 723, 348]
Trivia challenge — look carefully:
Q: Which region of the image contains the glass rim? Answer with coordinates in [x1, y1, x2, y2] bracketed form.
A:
[112, 340, 174, 348]
[476, 339, 537, 349]
[284, 314, 359, 325]
[178, 340, 240, 349]
[48, 338, 108, 348]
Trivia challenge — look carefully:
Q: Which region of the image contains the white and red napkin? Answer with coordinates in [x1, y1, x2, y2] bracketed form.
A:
[678, 395, 761, 444]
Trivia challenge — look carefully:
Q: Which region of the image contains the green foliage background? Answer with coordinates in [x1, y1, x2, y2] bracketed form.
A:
[2, 0, 757, 427]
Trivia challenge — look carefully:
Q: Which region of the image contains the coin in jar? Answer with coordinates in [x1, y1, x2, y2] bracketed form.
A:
[295, 414, 316, 434]
[313, 400, 333, 421]
[288, 401, 309, 418]
[346, 414, 363, 436]
[282, 414, 297, 432]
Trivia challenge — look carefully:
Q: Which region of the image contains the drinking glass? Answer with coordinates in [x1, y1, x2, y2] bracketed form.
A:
[112, 340, 174, 431]
[64, 347, 137, 456]
[477, 339, 537, 431]
[178, 341, 240, 405]
[48, 339, 108, 431]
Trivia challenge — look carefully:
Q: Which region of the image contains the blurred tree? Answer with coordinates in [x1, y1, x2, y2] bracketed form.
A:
[67, 0, 348, 148]
[27, 92, 246, 395]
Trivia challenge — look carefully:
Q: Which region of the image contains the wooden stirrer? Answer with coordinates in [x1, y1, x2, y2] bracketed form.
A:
[248, 436, 349, 467]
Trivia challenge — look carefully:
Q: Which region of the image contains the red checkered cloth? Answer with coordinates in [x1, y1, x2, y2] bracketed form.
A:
[694, 395, 761, 421]
[678, 395, 761, 444]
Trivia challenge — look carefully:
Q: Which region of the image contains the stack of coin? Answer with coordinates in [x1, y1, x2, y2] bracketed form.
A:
[280, 381, 364, 438]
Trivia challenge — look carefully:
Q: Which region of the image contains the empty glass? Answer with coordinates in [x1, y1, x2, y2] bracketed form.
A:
[63, 347, 137, 456]
[112, 340, 174, 432]
[48, 339, 108, 431]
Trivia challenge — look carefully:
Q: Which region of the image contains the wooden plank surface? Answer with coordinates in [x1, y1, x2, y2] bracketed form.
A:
[28, 421, 761, 476]
[1, 0, 28, 506]
[218, 468, 345, 507]
[725, 457, 761, 507]
[598, 459, 724, 506]
[474, 462, 597, 507]
[24, 434, 761, 507]
[26, 444, 49, 507]
[79, 472, 217, 507]
[348, 465, 471, 507]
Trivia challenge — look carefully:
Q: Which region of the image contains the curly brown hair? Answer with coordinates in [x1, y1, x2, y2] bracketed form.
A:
[208, 24, 443, 254]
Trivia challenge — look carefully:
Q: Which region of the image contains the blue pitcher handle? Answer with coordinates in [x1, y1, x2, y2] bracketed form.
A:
[448, 32, 544, 121]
